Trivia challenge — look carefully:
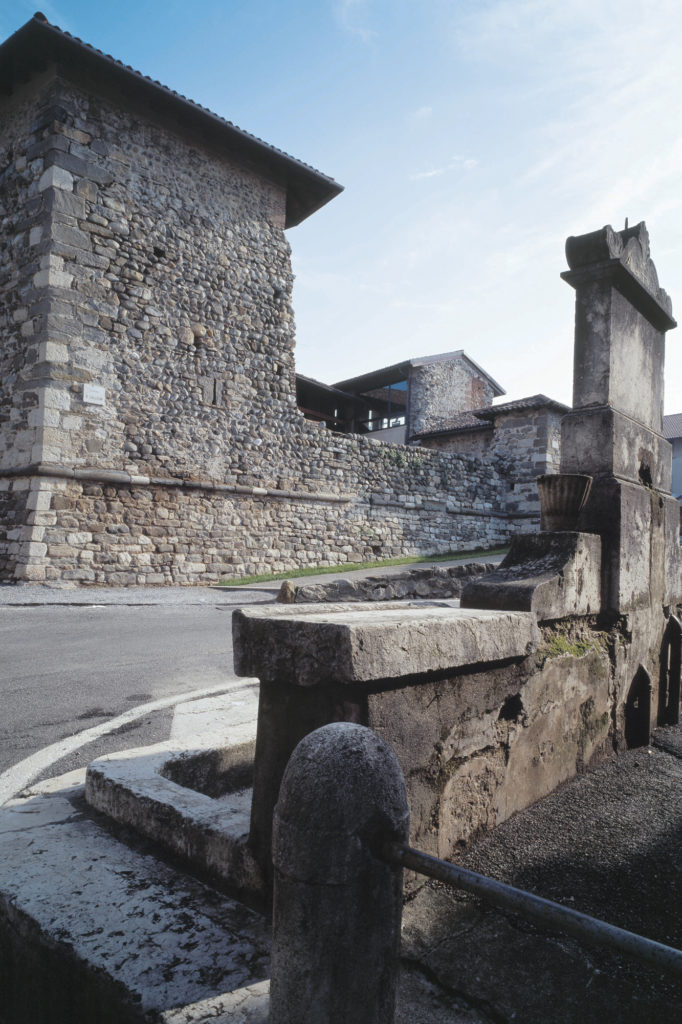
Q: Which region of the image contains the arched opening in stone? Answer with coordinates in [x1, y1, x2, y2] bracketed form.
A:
[625, 666, 652, 749]
[658, 616, 682, 726]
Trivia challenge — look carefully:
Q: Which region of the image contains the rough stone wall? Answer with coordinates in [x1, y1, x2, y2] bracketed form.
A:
[3, 72, 297, 479]
[408, 356, 496, 437]
[420, 406, 564, 525]
[29, 446, 509, 584]
[0, 479, 30, 580]
[0, 70, 515, 583]
[0, 74, 55, 472]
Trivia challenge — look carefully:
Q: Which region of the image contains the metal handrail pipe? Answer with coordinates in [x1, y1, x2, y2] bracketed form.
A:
[382, 841, 682, 978]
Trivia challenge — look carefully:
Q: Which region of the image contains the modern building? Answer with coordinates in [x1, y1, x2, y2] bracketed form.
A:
[297, 350, 505, 444]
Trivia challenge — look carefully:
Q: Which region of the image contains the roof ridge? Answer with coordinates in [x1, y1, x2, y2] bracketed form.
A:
[20, 12, 341, 188]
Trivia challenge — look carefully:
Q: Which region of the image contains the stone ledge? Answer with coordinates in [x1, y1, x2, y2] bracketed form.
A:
[0, 463, 354, 504]
[461, 532, 602, 620]
[233, 603, 539, 686]
[282, 561, 496, 604]
[0, 775, 271, 1023]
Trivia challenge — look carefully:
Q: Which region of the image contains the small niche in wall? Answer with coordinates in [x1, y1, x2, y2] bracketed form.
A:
[625, 666, 652, 749]
[200, 376, 224, 407]
[658, 616, 681, 726]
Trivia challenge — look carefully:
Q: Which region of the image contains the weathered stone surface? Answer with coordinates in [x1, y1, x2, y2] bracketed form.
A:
[233, 604, 539, 686]
[0, 776, 270, 1023]
[270, 724, 408, 1023]
[461, 533, 601, 620]
[561, 405, 672, 490]
[286, 561, 495, 604]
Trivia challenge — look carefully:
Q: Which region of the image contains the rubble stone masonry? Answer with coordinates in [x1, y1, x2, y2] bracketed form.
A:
[0, 69, 514, 584]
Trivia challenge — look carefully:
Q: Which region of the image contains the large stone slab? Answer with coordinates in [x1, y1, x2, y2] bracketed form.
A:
[0, 773, 487, 1023]
[233, 603, 539, 687]
[0, 773, 271, 1023]
[460, 532, 601, 619]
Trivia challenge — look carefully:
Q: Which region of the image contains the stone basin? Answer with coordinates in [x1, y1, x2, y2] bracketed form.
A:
[85, 683, 266, 906]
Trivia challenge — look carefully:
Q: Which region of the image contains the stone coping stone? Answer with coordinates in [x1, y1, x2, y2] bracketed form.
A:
[461, 532, 601, 620]
[233, 603, 539, 686]
[282, 561, 497, 604]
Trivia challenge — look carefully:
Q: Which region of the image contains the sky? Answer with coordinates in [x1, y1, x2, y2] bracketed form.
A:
[2, 0, 682, 412]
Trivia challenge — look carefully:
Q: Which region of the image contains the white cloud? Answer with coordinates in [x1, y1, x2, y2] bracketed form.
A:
[410, 105, 433, 122]
[409, 167, 446, 181]
[409, 157, 478, 181]
[334, 0, 377, 43]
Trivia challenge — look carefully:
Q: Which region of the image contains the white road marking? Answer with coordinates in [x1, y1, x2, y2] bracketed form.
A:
[0, 679, 257, 806]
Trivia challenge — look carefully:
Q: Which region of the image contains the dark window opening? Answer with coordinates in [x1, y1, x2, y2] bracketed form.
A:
[358, 379, 407, 433]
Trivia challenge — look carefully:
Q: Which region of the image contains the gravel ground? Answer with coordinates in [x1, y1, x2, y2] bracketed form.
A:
[402, 731, 682, 1023]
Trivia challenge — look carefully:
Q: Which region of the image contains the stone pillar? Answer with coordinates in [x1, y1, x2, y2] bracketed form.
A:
[269, 722, 409, 1024]
[560, 222, 680, 613]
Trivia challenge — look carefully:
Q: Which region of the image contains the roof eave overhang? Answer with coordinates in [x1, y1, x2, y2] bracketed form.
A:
[0, 15, 343, 228]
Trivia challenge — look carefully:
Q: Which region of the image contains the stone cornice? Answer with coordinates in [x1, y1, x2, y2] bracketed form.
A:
[0, 463, 353, 504]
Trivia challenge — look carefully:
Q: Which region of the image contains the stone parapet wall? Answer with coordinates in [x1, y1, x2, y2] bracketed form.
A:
[4, 467, 511, 584]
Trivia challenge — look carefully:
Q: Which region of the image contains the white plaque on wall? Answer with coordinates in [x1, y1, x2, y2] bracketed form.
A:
[83, 383, 106, 406]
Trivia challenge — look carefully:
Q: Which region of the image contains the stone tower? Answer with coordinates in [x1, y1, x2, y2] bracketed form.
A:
[0, 14, 341, 582]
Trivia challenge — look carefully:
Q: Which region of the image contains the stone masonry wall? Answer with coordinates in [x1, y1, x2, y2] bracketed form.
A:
[408, 356, 496, 438]
[19, 442, 510, 584]
[0, 73, 56, 472]
[486, 407, 562, 518]
[0, 69, 514, 583]
[420, 406, 564, 527]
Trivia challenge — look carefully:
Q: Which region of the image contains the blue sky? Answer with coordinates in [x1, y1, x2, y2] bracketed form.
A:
[3, 0, 682, 412]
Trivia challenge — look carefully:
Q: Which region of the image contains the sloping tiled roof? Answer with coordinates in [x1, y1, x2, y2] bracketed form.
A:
[413, 411, 490, 437]
[334, 350, 505, 398]
[663, 413, 682, 440]
[474, 394, 570, 420]
[0, 14, 343, 228]
[412, 394, 569, 440]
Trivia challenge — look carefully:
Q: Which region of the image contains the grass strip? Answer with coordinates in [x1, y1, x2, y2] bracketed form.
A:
[218, 546, 509, 587]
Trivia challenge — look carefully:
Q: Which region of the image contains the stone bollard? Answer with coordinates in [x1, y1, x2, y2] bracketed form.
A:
[269, 722, 410, 1024]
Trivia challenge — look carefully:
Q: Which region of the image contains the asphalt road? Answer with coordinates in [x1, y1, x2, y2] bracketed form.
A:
[0, 602, 246, 784]
[0, 555, 503, 798]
